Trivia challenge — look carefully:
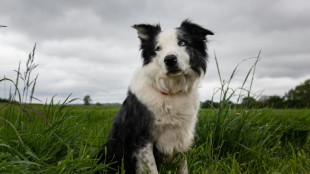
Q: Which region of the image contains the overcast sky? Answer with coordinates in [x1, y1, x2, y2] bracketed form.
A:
[1, 0, 310, 104]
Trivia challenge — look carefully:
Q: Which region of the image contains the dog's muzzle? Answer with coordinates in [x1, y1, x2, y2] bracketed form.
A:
[164, 54, 182, 75]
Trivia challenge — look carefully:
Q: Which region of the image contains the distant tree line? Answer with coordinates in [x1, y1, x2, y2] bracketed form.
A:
[202, 79, 310, 109]
[0, 98, 9, 103]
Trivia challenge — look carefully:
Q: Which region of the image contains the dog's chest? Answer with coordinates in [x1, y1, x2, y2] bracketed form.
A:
[145, 93, 199, 155]
[151, 96, 198, 126]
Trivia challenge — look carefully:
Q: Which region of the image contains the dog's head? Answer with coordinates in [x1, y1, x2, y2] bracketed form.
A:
[132, 20, 213, 78]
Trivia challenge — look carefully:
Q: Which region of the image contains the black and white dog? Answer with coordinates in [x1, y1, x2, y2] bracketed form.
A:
[97, 20, 213, 174]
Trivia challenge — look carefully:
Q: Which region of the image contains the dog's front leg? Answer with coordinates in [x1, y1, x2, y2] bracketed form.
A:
[135, 142, 158, 174]
[179, 158, 188, 174]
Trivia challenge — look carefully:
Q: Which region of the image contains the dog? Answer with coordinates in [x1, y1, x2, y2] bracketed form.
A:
[97, 20, 213, 174]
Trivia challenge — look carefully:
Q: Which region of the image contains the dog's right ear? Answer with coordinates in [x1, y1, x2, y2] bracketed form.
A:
[132, 24, 161, 40]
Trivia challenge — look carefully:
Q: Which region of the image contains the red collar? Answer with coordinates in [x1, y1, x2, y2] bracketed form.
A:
[161, 91, 169, 95]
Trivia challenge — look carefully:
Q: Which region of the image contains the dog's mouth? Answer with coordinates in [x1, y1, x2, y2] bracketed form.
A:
[166, 68, 187, 76]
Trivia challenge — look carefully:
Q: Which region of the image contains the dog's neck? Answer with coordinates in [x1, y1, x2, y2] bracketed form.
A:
[152, 75, 194, 95]
[129, 67, 201, 97]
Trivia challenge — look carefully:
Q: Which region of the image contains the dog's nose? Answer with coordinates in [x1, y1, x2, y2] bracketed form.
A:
[164, 55, 178, 67]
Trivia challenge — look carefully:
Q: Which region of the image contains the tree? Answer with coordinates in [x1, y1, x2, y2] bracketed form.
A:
[266, 95, 284, 108]
[83, 95, 92, 106]
[284, 79, 310, 108]
[242, 97, 257, 108]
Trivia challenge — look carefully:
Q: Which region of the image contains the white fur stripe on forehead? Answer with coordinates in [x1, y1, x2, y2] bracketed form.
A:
[156, 29, 178, 44]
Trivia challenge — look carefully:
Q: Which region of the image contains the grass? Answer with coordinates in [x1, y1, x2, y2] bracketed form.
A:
[190, 108, 310, 173]
[0, 104, 309, 173]
[0, 103, 113, 173]
[0, 49, 309, 173]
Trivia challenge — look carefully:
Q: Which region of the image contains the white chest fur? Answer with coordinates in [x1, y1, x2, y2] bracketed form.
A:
[130, 67, 200, 155]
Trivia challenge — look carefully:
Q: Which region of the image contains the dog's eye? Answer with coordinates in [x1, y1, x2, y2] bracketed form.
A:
[178, 41, 186, 46]
[155, 46, 161, 51]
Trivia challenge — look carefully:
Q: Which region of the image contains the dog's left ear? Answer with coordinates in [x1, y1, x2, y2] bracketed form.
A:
[179, 20, 214, 37]
[132, 24, 161, 40]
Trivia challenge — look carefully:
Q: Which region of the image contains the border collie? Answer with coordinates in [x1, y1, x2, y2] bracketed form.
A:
[97, 20, 213, 174]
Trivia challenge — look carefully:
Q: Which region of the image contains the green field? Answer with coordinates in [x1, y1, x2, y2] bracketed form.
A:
[0, 102, 309, 174]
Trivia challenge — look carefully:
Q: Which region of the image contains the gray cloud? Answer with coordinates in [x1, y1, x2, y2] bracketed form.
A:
[1, 0, 310, 103]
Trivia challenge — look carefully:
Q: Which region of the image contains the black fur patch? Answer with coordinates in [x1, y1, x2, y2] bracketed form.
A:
[97, 91, 155, 174]
[177, 20, 214, 75]
[132, 24, 161, 65]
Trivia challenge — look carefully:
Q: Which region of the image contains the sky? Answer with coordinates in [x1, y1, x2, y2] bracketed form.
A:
[1, 0, 310, 104]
